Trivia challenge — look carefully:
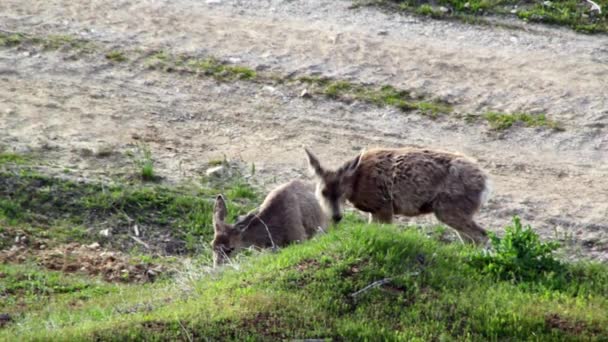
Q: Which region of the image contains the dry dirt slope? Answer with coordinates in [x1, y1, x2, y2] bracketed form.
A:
[0, 0, 607, 260]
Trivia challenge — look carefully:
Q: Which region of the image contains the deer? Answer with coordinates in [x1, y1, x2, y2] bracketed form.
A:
[212, 180, 329, 267]
[304, 147, 491, 245]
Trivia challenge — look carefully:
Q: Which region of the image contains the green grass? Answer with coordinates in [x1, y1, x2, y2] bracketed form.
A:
[484, 111, 563, 130]
[0, 33, 24, 47]
[0, 165, 258, 254]
[133, 145, 156, 181]
[300, 79, 453, 116]
[105, 50, 127, 62]
[1, 218, 606, 340]
[0, 152, 28, 165]
[368, 0, 608, 33]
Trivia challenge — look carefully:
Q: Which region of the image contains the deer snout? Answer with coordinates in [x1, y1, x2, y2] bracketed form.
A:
[332, 214, 343, 223]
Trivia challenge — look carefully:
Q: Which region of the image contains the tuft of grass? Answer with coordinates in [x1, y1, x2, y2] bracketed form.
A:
[483, 111, 563, 130]
[1, 218, 607, 340]
[0, 32, 24, 47]
[371, 0, 608, 34]
[132, 145, 156, 181]
[105, 50, 127, 62]
[186, 57, 257, 80]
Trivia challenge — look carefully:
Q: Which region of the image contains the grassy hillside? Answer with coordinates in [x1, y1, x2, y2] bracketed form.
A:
[2, 217, 607, 340]
[1, 153, 607, 340]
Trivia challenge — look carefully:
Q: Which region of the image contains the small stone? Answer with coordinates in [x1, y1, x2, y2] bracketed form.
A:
[543, 1, 552, 6]
[464, 2, 470, 8]
[206, 165, 226, 177]
[99, 229, 111, 237]
[300, 88, 311, 98]
[377, 30, 388, 36]
[87, 242, 101, 250]
[439, 6, 449, 13]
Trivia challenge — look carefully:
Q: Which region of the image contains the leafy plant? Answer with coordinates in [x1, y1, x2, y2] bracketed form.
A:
[469, 216, 562, 282]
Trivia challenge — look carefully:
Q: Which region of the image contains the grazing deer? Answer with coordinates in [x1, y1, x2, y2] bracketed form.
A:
[212, 180, 328, 267]
[304, 147, 491, 244]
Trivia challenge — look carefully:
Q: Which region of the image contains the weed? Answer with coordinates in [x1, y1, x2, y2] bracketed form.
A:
[469, 216, 562, 283]
[105, 50, 127, 62]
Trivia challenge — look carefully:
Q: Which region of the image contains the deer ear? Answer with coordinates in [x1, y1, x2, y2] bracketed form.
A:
[339, 152, 362, 178]
[213, 195, 228, 224]
[304, 147, 324, 178]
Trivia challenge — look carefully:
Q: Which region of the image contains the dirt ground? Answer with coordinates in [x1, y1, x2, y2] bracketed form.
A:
[0, 0, 607, 261]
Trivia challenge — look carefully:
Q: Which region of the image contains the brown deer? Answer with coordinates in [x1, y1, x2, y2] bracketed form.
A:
[304, 147, 491, 244]
[212, 180, 328, 267]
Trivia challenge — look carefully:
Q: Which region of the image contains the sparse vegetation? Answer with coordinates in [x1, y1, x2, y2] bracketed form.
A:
[0, 160, 258, 254]
[484, 111, 563, 130]
[0, 31, 560, 130]
[105, 50, 127, 62]
[364, 0, 608, 33]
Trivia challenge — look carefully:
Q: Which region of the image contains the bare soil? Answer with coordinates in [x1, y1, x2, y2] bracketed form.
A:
[0, 0, 606, 261]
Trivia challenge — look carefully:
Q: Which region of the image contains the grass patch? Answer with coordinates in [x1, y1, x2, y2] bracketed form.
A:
[483, 111, 563, 130]
[0, 164, 258, 254]
[367, 0, 608, 33]
[1, 218, 606, 340]
[0, 152, 28, 165]
[0, 32, 24, 47]
[300, 79, 453, 116]
[105, 50, 127, 62]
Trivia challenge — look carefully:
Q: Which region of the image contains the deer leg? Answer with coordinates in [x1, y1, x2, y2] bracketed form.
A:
[434, 211, 488, 245]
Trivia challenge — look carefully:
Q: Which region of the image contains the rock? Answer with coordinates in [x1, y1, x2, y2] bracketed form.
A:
[87, 242, 101, 250]
[99, 229, 112, 237]
[0, 313, 12, 328]
[300, 88, 312, 98]
[377, 30, 388, 36]
[439, 6, 449, 13]
[206, 165, 226, 178]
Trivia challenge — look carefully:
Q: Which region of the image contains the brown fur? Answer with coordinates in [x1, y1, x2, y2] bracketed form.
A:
[305, 147, 491, 244]
[212, 180, 328, 267]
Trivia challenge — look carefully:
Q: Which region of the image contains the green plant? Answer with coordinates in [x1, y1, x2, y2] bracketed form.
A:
[469, 216, 562, 282]
[133, 145, 155, 181]
[105, 50, 127, 62]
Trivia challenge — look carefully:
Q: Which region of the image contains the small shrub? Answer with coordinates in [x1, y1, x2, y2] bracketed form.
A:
[469, 216, 562, 283]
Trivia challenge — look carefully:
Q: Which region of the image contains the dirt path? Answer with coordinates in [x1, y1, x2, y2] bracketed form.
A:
[1, 0, 607, 260]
